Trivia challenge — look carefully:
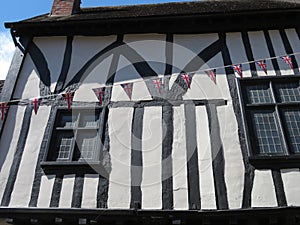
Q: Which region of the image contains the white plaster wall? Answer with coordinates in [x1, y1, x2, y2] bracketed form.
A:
[9, 106, 51, 207]
[73, 55, 113, 102]
[173, 34, 218, 74]
[248, 31, 276, 76]
[285, 29, 300, 67]
[81, 174, 99, 208]
[268, 30, 294, 75]
[196, 106, 216, 210]
[65, 36, 117, 86]
[172, 105, 189, 210]
[183, 53, 231, 100]
[217, 104, 244, 209]
[5, 31, 300, 211]
[0, 106, 25, 202]
[141, 107, 162, 209]
[13, 55, 40, 100]
[281, 169, 300, 206]
[124, 34, 166, 76]
[107, 107, 133, 209]
[226, 32, 252, 78]
[59, 174, 75, 208]
[111, 56, 152, 101]
[251, 170, 277, 208]
[37, 175, 55, 208]
[33, 37, 67, 92]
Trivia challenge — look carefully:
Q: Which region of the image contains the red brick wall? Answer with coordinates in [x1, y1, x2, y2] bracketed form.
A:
[51, 0, 80, 16]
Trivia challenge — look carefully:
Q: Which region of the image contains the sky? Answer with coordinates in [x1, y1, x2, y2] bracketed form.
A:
[0, 0, 193, 80]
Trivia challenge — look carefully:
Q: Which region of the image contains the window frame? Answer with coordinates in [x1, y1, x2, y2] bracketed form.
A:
[41, 106, 106, 174]
[237, 75, 300, 169]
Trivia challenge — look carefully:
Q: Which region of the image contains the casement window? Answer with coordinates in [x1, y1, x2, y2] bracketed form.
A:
[41, 107, 105, 174]
[238, 76, 300, 168]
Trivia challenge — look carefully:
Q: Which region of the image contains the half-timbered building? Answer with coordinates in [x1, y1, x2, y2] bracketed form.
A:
[0, 0, 300, 224]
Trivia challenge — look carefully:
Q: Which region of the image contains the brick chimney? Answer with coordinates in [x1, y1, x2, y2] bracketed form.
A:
[51, 0, 81, 16]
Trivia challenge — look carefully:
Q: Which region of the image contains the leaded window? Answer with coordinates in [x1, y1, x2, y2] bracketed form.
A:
[239, 76, 300, 167]
[45, 108, 102, 162]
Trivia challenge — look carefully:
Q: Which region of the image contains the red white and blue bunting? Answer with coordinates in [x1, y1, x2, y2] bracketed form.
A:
[0, 54, 298, 117]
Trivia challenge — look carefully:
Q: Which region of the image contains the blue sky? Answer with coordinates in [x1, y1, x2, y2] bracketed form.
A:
[0, 0, 193, 79]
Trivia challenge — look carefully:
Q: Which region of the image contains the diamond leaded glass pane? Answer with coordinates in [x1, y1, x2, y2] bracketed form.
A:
[56, 133, 74, 160]
[281, 109, 300, 153]
[246, 84, 273, 104]
[77, 131, 98, 160]
[274, 82, 300, 103]
[251, 111, 283, 154]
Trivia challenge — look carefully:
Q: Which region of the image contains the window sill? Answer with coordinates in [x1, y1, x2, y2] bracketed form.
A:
[40, 161, 108, 176]
[249, 155, 300, 169]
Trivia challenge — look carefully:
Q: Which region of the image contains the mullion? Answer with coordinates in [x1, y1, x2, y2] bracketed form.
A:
[69, 112, 80, 161]
[270, 81, 289, 156]
[77, 110, 100, 161]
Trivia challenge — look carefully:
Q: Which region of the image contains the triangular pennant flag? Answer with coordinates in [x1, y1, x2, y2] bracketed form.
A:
[256, 60, 268, 75]
[62, 92, 75, 111]
[92, 87, 105, 106]
[232, 64, 243, 78]
[121, 83, 133, 100]
[205, 69, 217, 84]
[181, 72, 193, 89]
[30, 97, 41, 115]
[153, 78, 163, 94]
[281, 55, 293, 69]
[0, 102, 9, 121]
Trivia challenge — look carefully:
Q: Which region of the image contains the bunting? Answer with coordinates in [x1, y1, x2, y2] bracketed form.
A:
[62, 92, 75, 111]
[0, 102, 8, 121]
[281, 55, 293, 69]
[256, 60, 268, 75]
[153, 78, 163, 94]
[181, 72, 193, 89]
[30, 97, 41, 115]
[0, 52, 299, 118]
[121, 83, 133, 100]
[93, 87, 105, 106]
[205, 69, 217, 84]
[232, 64, 243, 78]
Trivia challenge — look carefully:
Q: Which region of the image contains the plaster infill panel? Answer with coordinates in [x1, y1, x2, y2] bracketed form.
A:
[196, 106, 216, 210]
[37, 175, 56, 208]
[172, 105, 189, 210]
[182, 53, 231, 100]
[268, 30, 294, 75]
[173, 33, 219, 74]
[112, 55, 151, 102]
[33, 37, 67, 92]
[281, 169, 300, 206]
[251, 170, 277, 207]
[226, 32, 252, 78]
[217, 103, 244, 209]
[9, 106, 51, 207]
[13, 55, 40, 100]
[124, 34, 166, 76]
[284, 29, 300, 70]
[73, 55, 113, 102]
[81, 174, 99, 208]
[248, 31, 276, 76]
[141, 107, 162, 209]
[65, 35, 117, 86]
[59, 174, 76, 208]
[0, 106, 26, 202]
[107, 107, 133, 209]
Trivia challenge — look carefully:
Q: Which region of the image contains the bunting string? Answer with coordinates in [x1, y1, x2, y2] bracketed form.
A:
[0, 51, 300, 118]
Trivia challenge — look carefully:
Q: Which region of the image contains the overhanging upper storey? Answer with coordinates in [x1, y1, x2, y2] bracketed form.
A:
[4, 0, 300, 37]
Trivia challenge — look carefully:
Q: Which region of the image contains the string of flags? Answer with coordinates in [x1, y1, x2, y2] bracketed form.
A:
[0, 53, 298, 121]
